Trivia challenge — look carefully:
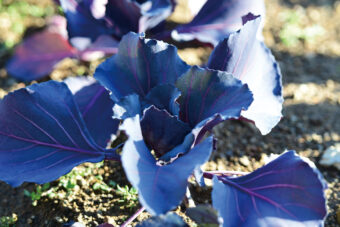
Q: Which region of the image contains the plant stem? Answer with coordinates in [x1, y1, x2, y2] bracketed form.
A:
[185, 187, 196, 208]
[104, 144, 124, 161]
[104, 154, 121, 162]
[104, 155, 121, 162]
[121, 206, 146, 227]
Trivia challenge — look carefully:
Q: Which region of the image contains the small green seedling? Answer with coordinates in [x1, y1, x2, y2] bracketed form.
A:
[279, 9, 324, 46]
[24, 183, 50, 206]
[0, 214, 17, 227]
[116, 185, 138, 209]
[92, 175, 113, 192]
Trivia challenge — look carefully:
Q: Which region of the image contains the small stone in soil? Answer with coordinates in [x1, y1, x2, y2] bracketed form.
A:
[55, 216, 63, 223]
[239, 156, 250, 166]
[104, 216, 116, 225]
[320, 143, 340, 170]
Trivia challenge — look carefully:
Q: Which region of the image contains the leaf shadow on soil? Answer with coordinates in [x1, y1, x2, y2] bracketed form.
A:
[273, 51, 340, 85]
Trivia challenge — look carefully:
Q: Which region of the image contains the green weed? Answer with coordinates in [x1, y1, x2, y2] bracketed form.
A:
[0, 213, 17, 227]
[279, 9, 325, 47]
[0, 0, 56, 48]
[23, 162, 113, 205]
[116, 185, 138, 209]
[24, 183, 51, 206]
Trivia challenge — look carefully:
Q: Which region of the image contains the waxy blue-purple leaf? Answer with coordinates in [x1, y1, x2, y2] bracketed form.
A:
[94, 32, 189, 118]
[207, 16, 283, 134]
[95, 32, 189, 101]
[138, 0, 173, 32]
[113, 93, 142, 119]
[104, 1, 144, 36]
[144, 84, 181, 116]
[212, 150, 327, 227]
[61, 0, 172, 43]
[176, 66, 253, 131]
[113, 84, 181, 120]
[121, 115, 213, 215]
[106, 0, 173, 37]
[0, 81, 114, 187]
[171, 0, 265, 45]
[7, 30, 76, 81]
[65, 77, 119, 147]
[6, 15, 118, 81]
[140, 106, 191, 158]
[60, 0, 113, 48]
[79, 35, 118, 61]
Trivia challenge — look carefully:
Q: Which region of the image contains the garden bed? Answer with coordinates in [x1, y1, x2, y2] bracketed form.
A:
[0, 0, 339, 226]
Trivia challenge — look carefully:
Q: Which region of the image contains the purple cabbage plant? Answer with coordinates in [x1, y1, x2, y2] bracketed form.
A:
[7, 0, 265, 81]
[0, 22, 327, 226]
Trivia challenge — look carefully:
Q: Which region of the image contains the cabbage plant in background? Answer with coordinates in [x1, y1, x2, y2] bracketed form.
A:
[0, 17, 327, 226]
[6, 0, 265, 81]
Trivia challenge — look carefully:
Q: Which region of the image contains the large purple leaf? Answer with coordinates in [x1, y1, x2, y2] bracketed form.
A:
[140, 106, 191, 158]
[6, 30, 76, 81]
[0, 81, 116, 187]
[207, 16, 283, 134]
[121, 115, 213, 215]
[176, 66, 253, 129]
[112, 93, 142, 119]
[61, 0, 172, 43]
[60, 0, 113, 49]
[101, 0, 140, 38]
[64, 77, 119, 148]
[144, 84, 180, 116]
[79, 35, 119, 61]
[171, 0, 265, 45]
[137, 0, 173, 32]
[111, 84, 181, 120]
[112, 84, 181, 120]
[105, 0, 172, 37]
[94, 32, 189, 102]
[212, 150, 327, 227]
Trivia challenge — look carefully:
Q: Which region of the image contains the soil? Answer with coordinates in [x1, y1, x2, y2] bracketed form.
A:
[0, 0, 339, 226]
